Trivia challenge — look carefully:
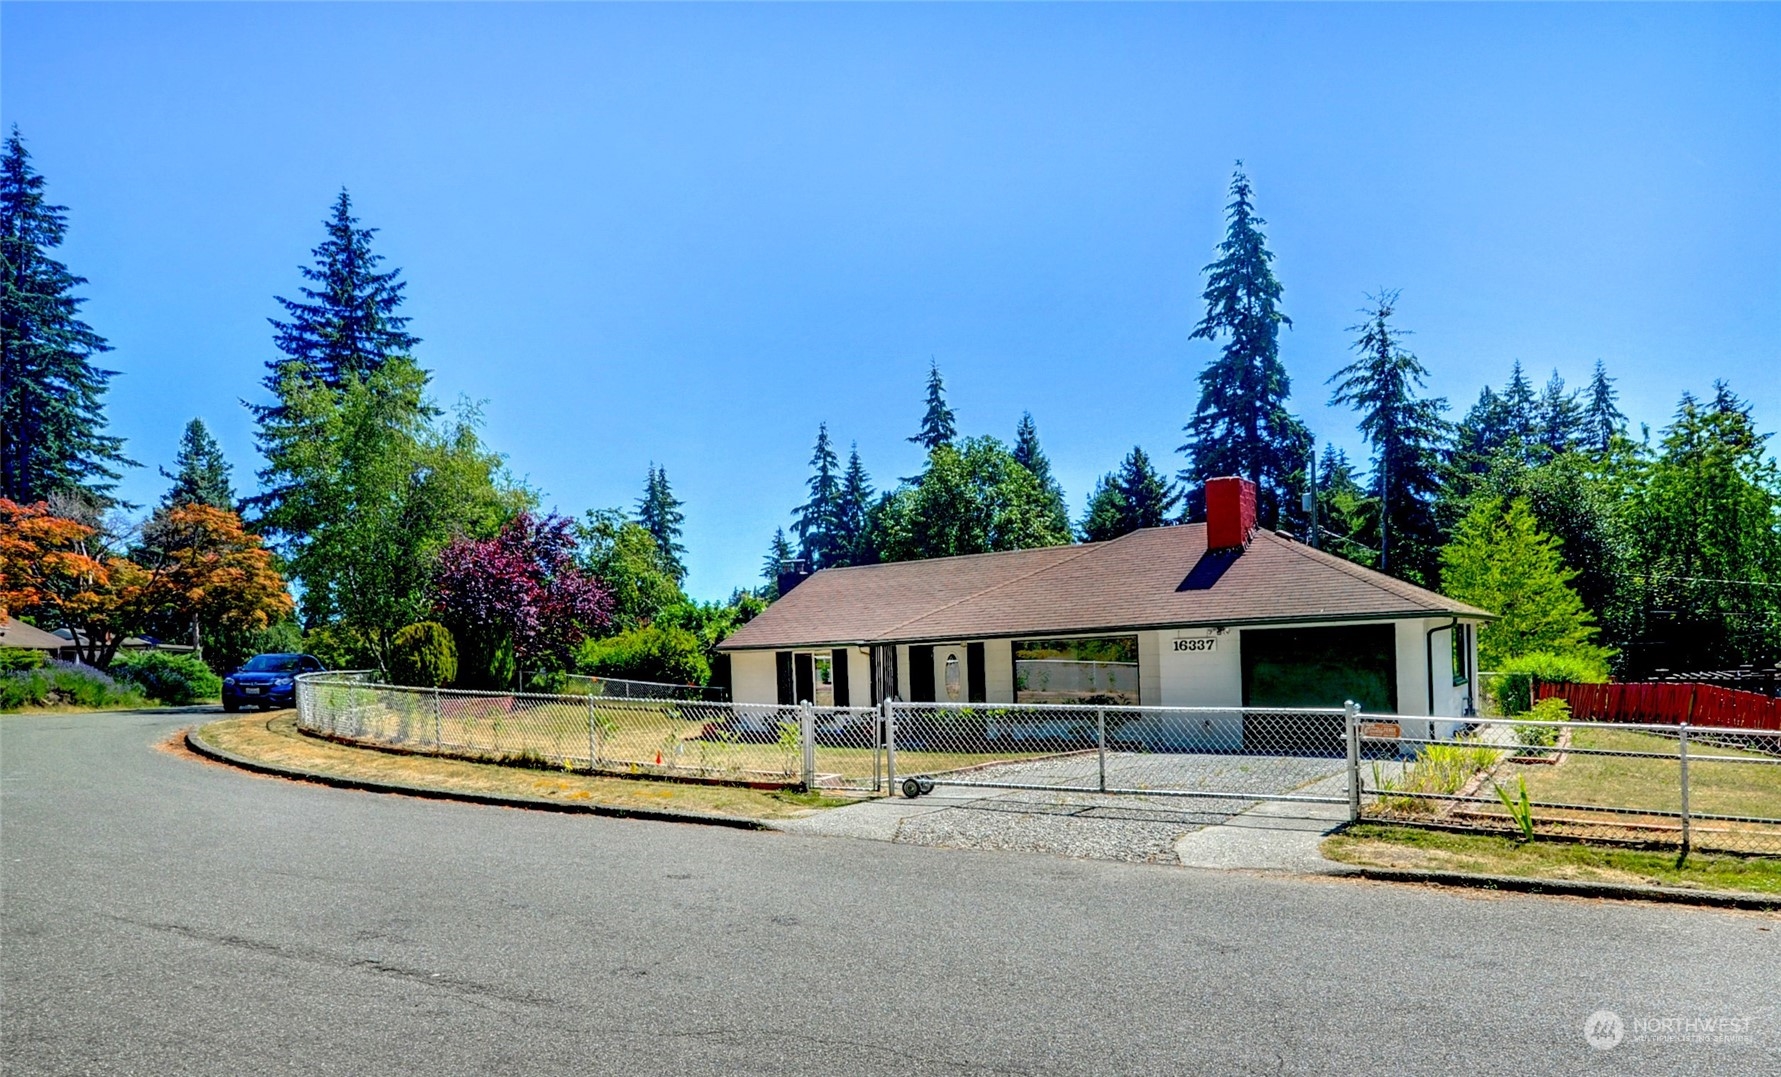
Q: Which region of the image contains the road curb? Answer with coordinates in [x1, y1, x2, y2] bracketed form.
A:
[1346, 866, 1780, 911]
[182, 725, 771, 831]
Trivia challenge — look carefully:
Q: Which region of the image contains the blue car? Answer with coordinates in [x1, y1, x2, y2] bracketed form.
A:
[221, 653, 325, 712]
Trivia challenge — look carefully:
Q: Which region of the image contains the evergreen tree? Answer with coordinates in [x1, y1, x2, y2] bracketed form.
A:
[1080, 446, 1181, 542]
[1179, 164, 1311, 529]
[1440, 496, 1611, 671]
[761, 528, 794, 598]
[872, 437, 1071, 561]
[1327, 290, 1447, 581]
[835, 444, 875, 566]
[1501, 360, 1538, 448]
[1314, 444, 1378, 564]
[791, 424, 844, 569]
[1625, 383, 1781, 674]
[1011, 411, 1071, 539]
[1536, 369, 1584, 457]
[0, 127, 132, 505]
[260, 190, 417, 417]
[160, 418, 235, 510]
[909, 359, 958, 451]
[1581, 359, 1625, 453]
[635, 464, 687, 582]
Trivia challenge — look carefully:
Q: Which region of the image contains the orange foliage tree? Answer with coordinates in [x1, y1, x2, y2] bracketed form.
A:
[0, 498, 109, 624]
[2, 499, 292, 667]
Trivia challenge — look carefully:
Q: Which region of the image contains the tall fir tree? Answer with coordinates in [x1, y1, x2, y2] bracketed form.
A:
[160, 418, 235, 510]
[1080, 446, 1181, 542]
[1179, 164, 1311, 528]
[792, 424, 844, 568]
[909, 360, 958, 451]
[1536, 369, 1584, 458]
[834, 444, 875, 566]
[761, 528, 794, 597]
[1011, 411, 1071, 539]
[0, 127, 132, 505]
[635, 464, 687, 582]
[1500, 360, 1538, 449]
[1327, 291, 1447, 581]
[260, 189, 418, 416]
[1581, 359, 1625, 454]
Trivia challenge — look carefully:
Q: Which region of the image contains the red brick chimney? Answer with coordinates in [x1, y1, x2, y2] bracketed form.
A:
[1205, 476, 1258, 551]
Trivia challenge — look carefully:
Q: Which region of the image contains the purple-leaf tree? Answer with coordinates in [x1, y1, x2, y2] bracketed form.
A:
[432, 511, 612, 685]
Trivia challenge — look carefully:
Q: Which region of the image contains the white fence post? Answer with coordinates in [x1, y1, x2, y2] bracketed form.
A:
[800, 701, 816, 790]
[1345, 701, 1362, 822]
[1678, 722, 1692, 860]
[1096, 707, 1108, 793]
[885, 700, 898, 792]
[587, 693, 600, 773]
[433, 687, 442, 749]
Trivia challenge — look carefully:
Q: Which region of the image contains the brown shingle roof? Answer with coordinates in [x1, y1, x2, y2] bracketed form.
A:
[1, 617, 71, 651]
[719, 525, 1491, 650]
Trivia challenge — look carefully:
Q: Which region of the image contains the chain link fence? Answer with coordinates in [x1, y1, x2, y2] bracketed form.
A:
[884, 702, 1353, 803]
[1358, 712, 1781, 856]
[295, 673, 1781, 855]
[517, 671, 729, 702]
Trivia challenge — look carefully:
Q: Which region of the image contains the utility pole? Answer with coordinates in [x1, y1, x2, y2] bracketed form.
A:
[1302, 445, 1319, 549]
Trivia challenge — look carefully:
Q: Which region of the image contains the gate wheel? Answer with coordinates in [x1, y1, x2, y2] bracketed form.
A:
[902, 776, 924, 799]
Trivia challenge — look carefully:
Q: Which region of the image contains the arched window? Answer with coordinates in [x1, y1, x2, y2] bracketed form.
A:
[943, 653, 962, 701]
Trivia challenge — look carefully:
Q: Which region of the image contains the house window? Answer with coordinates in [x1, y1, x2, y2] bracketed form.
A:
[943, 653, 962, 701]
[1013, 636, 1139, 705]
[1241, 624, 1397, 713]
[1451, 625, 1470, 687]
[812, 654, 835, 706]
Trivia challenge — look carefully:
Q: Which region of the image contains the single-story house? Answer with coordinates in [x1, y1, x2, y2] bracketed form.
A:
[50, 627, 194, 657]
[719, 478, 1490, 741]
[1, 617, 73, 656]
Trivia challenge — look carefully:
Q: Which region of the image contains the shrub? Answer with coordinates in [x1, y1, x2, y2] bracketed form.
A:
[1490, 650, 1608, 716]
[1515, 696, 1569, 750]
[576, 625, 710, 686]
[110, 651, 223, 705]
[0, 647, 48, 673]
[388, 621, 458, 687]
[304, 622, 377, 671]
[0, 660, 145, 712]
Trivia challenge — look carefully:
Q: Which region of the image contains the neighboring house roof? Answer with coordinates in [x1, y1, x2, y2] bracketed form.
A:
[50, 627, 184, 650]
[1, 617, 73, 651]
[720, 524, 1492, 651]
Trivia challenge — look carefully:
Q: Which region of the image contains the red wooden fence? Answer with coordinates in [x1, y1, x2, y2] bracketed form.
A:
[1537, 681, 1781, 731]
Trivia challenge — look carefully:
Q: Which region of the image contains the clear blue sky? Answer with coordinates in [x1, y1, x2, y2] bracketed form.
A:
[4, 3, 1776, 599]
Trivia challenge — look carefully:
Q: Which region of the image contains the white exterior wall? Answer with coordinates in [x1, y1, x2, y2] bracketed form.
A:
[727, 616, 1484, 724]
[730, 649, 778, 705]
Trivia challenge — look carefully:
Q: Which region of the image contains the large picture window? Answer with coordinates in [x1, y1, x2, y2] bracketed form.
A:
[1013, 636, 1139, 705]
[1240, 624, 1397, 713]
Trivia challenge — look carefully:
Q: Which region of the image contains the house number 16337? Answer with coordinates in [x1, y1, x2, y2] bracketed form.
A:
[1173, 638, 1216, 653]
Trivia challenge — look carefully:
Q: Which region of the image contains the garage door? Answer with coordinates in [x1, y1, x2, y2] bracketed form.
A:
[1239, 624, 1397, 753]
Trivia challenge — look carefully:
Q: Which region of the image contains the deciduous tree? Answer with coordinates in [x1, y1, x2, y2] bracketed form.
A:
[433, 511, 613, 687]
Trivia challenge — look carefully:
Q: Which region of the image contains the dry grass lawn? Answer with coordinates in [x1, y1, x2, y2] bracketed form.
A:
[192, 713, 859, 820]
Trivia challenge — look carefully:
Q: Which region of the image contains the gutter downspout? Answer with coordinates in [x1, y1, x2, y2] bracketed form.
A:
[1427, 618, 1460, 717]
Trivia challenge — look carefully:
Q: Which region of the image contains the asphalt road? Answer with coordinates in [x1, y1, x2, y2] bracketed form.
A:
[3, 710, 1776, 1076]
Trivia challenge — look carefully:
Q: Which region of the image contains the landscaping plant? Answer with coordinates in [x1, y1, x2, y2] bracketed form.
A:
[388, 621, 458, 687]
[109, 651, 222, 705]
[1494, 775, 1537, 841]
